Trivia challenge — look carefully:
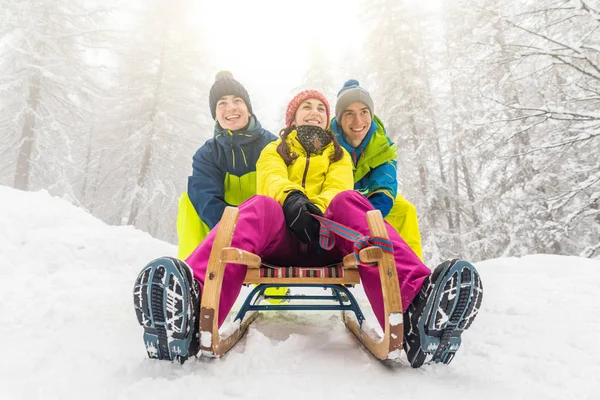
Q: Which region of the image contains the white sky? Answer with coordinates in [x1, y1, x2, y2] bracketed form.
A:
[185, 0, 447, 130]
[99, 0, 446, 131]
[191, 0, 364, 90]
[188, 0, 367, 129]
[2, 185, 599, 400]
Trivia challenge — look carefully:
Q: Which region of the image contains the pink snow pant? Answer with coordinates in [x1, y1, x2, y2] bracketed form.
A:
[185, 191, 430, 329]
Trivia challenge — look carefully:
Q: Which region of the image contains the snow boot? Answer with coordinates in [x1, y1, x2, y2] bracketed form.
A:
[403, 259, 483, 368]
[133, 256, 200, 363]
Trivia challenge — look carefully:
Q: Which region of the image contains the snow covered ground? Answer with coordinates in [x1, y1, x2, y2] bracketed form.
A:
[1, 186, 598, 400]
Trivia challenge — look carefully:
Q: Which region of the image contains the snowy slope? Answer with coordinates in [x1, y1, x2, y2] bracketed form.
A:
[1, 186, 598, 400]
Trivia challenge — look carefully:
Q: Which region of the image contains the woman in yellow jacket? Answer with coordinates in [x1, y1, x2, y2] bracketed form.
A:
[133, 90, 483, 369]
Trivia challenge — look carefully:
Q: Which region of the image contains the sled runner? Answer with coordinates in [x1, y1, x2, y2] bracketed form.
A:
[198, 206, 405, 361]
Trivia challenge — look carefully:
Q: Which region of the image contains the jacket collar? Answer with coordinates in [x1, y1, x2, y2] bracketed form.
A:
[214, 115, 265, 145]
[332, 116, 388, 163]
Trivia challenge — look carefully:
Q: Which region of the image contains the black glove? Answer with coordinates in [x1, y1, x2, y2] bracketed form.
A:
[282, 190, 324, 244]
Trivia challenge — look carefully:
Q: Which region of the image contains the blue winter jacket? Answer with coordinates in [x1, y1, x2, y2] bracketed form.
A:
[331, 115, 398, 217]
[187, 116, 277, 229]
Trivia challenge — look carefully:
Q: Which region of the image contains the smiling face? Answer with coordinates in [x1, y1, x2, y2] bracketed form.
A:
[340, 102, 372, 147]
[293, 99, 328, 130]
[215, 95, 250, 131]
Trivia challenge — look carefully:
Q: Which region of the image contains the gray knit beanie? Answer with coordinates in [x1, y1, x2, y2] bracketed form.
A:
[335, 79, 374, 122]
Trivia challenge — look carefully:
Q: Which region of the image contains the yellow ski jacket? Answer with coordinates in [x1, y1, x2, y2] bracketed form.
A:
[256, 129, 354, 212]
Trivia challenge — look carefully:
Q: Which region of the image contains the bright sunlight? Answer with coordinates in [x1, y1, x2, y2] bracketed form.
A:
[188, 0, 364, 119]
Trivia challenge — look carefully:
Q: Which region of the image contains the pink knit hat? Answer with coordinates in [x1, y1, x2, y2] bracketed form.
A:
[285, 90, 331, 127]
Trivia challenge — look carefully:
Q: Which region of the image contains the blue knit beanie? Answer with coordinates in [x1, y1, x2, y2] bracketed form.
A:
[209, 71, 253, 119]
[335, 79, 374, 122]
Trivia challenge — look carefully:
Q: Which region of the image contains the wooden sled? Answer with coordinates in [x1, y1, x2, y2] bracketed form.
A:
[198, 206, 404, 361]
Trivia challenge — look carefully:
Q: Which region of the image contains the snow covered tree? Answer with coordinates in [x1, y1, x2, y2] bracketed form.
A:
[477, 0, 600, 257]
[0, 0, 112, 199]
[359, 0, 468, 262]
[84, 0, 213, 242]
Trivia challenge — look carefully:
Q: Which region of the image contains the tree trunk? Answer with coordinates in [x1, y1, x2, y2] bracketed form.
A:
[460, 148, 480, 225]
[81, 123, 95, 203]
[452, 155, 460, 232]
[14, 72, 41, 190]
[408, 116, 428, 197]
[128, 40, 166, 226]
[434, 136, 454, 230]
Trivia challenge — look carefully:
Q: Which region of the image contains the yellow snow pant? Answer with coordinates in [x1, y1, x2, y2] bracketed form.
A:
[385, 194, 423, 261]
[177, 192, 210, 260]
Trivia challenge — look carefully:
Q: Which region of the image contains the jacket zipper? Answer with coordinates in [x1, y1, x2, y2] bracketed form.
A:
[301, 156, 310, 188]
[228, 132, 242, 198]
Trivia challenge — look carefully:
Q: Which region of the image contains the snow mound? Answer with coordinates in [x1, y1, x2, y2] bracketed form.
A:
[1, 186, 598, 400]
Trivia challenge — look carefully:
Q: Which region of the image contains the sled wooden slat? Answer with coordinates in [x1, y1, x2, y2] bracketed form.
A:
[243, 268, 360, 285]
[214, 311, 258, 355]
[221, 248, 359, 270]
[342, 253, 360, 268]
[199, 207, 243, 357]
[221, 247, 262, 268]
[199, 307, 258, 357]
[357, 246, 384, 264]
[342, 209, 404, 361]
[220, 247, 360, 284]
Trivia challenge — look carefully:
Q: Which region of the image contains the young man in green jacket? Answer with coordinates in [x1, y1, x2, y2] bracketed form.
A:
[331, 79, 423, 260]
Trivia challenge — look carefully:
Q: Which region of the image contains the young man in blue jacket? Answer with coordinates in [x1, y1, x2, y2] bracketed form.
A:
[178, 71, 277, 258]
[331, 79, 423, 260]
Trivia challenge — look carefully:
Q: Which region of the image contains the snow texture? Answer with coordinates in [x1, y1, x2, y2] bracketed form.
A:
[1, 186, 599, 400]
[388, 312, 403, 326]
